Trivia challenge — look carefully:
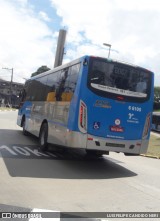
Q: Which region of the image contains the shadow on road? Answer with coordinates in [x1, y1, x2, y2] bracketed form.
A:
[0, 129, 38, 146]
[0, 129, 137, 180]
[2, 155, 137, 180]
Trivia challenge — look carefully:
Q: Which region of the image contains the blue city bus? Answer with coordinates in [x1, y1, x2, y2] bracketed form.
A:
[17, 55, 154, 156]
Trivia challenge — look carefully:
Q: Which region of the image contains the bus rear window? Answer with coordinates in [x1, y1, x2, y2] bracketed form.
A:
[88, 58, 152, 102]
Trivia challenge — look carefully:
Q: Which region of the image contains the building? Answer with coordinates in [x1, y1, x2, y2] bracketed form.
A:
[0, 78, 24, 107]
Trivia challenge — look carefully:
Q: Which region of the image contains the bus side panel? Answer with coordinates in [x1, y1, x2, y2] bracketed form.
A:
[67, 59, 83, 131]
[47, 101, 70, 146]
[26, 101, 69, 143]
[30, 101, 47, 137]
[66, 57, 89, 148]
[17, 101, 32, 130]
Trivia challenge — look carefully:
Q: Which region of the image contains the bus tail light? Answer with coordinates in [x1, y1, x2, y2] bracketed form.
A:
[78, 100, 87, 133]
[117, 96, 124, 101]
[142, 113, 151, 139]
[88, 137, 93, 141]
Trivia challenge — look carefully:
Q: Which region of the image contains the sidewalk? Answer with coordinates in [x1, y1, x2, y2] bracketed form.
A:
[141, 132, 160, 159]
[0, 108, 18, 112]
[151, 131, 160, 138]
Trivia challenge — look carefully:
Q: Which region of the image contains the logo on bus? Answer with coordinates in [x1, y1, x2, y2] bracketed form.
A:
[94, 100, 111, 109]
[127, 113, 139, 124]
[115, 119, 121, 125]
[93, 122, 100, 130]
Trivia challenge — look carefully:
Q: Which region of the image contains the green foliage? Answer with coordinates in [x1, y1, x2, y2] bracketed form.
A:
[31, 66, 51, 77]
[147, 135, 160, 158]
[154, 87, 160, 110]
[154, 87, 160, 96]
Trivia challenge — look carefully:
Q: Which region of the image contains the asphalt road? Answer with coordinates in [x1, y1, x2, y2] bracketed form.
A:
[0, 111, 160, 221]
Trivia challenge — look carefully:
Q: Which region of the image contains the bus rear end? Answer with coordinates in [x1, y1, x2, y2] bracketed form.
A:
[72, 56, 154, 156]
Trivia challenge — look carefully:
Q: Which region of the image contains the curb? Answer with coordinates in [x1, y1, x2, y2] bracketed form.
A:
[0, 109, 18, 112]
[140, 154, 160, 159]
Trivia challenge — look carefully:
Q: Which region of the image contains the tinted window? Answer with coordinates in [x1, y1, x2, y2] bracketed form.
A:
[25, 76, 48, 101]
[34, 76, 48, 101]
[25, 62, 81, 102]
[21, 82, 29, 101]
[26, 81, 34, 101]
[46, 71, 60, 101]
[63, 63, 80, 99]
[88, 58, 152, 102]
[56, 68, 68, 101]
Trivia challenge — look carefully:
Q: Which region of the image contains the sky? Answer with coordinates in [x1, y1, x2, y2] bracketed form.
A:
[0, 0, 160, 86]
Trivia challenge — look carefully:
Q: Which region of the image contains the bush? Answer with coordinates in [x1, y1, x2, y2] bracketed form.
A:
[154, 101, 160, 110]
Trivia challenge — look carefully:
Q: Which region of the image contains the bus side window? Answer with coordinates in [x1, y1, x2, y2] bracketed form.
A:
[35, 75, 48, 101]
[25, 81, 32, 101]
[64, 63, 80, 101]
[46, 71, 59, 102]
[20, 89, 26, 102]
[56, 68, 68, 101]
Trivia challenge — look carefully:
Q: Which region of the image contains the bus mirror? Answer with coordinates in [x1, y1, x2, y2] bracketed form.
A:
[83, 58, 88, 66]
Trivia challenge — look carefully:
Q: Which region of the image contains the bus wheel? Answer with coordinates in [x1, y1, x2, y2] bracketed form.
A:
[22, 118, 28, 136]
[39, 123, 48, 151]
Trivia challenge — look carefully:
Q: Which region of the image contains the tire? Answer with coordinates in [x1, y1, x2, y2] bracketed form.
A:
[22, 118, 29, 136]
[39, 123, 48, 151]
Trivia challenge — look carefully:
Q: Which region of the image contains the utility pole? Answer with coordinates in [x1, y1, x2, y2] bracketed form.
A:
[103, 43, 112, 58]
[54, 29, 67, 68]
[2, 67, 13, 107]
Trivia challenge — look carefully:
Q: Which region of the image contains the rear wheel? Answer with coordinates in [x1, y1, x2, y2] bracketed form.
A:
[39, 123, 48, 151]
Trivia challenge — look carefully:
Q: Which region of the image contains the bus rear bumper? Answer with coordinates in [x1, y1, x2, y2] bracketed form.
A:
[86, 134, 149, 155]
[55, 130, 149, 155]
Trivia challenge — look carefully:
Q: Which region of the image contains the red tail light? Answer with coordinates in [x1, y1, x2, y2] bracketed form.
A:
[78, 100, 87, 133]
[117, 96, 124, 100]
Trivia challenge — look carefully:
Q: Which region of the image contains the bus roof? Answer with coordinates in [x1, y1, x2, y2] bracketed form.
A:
[28, 55, 153, 82]
[30, 56, 84, 81]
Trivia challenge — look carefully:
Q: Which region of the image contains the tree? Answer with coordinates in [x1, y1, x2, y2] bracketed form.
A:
[154, 87, 160, 110]
[31, 66, 51, 77]
[154, 87, 160, 97]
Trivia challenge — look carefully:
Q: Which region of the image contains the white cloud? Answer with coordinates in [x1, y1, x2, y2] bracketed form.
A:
[16, 0, 28, 6]
[0, 0, 160, 86]
[51, 0, 160, 85]
[113, 0, 160, 11]
[39, 11, 51, 22]
[0, 0, 56, 83]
